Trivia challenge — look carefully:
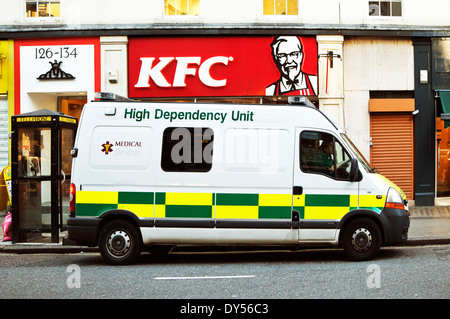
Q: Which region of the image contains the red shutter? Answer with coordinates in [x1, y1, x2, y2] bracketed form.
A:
[370, 113, 414, 200]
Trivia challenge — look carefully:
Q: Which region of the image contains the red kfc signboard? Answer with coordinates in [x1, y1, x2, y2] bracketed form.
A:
[128, 36, 317, 98]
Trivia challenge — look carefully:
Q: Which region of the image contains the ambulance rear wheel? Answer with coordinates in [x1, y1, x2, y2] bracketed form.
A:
[342, 218, 381, 261]
[98, 220, 142, 265]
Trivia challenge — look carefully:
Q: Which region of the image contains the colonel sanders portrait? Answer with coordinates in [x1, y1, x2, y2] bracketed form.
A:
[266, 36, 317, 96]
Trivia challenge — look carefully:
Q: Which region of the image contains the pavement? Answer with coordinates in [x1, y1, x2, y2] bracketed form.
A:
[0, 206, 449, 254]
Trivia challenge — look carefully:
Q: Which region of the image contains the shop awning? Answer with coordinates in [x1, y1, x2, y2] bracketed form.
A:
[440, 91, 450, 128]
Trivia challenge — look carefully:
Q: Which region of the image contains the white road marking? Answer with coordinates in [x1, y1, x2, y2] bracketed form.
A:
[154, 275, 255, 280]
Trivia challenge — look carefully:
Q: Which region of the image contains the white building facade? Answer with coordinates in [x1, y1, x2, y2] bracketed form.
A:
[1, 0, 450, 205]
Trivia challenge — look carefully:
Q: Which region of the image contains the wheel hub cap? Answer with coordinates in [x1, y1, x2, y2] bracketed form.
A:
[351, 228, 372, 252]
[107, 230, 131, 257]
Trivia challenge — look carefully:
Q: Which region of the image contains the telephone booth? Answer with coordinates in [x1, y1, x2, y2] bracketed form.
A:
[11, 109, 77, 243]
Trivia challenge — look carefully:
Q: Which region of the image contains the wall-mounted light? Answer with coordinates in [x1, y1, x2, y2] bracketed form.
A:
[318, 51, 341, 68]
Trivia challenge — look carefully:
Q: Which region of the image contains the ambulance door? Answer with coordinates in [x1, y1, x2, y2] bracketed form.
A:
[293, 128, 359, 241]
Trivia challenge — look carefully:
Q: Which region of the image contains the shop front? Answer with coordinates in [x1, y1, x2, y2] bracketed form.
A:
[433, 38, 450, 205]
[14, 37, 101, 119]
[413, 37, 450, 206]
[10, 37, 100, 241]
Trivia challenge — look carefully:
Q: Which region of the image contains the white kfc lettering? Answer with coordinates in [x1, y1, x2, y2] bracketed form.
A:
[135, 57, 174, 87]
[173, 57, 201, 87]
[199, 56, 230, 87]
[134, 56, 231, 88]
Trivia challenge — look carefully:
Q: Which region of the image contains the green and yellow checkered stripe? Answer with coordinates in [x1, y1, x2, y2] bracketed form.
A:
[75, 191, 292, 219]
[294, 194, 385, 220]
[156, 192, 214, 218]
[216, 193, 292, 219]
[75, 191, 385, 220]
[75, 191, 154, 218]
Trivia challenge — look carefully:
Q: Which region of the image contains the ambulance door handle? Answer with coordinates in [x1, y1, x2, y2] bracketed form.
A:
[291, 211, 300, 229]
[293, 186, 303, 195]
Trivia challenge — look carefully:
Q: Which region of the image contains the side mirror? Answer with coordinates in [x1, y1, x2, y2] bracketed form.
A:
[349, 158, 362, 182]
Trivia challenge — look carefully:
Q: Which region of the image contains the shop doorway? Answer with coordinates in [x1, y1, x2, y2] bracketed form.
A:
[436, 116, 450, 197]
[58, 96, 86, 120]
[370, 112, 414, 200]
[369, 96, 415, 201]
[436, 91, 450, 199]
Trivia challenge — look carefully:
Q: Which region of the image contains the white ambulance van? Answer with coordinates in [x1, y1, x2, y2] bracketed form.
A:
[68, 95, 410, 265]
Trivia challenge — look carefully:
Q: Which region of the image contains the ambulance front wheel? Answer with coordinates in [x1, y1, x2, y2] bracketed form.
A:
[98, 220, 142, 265]
[342, 218, 381, 261]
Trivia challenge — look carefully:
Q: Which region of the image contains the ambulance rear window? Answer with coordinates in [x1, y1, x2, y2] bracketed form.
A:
[161, 127, 214, 172]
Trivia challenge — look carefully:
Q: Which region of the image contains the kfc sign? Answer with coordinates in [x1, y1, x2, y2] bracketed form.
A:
[128, 36, 317, 98]
[134, 56, 232, 88]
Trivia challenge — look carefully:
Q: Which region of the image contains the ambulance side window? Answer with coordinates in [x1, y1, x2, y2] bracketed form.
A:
[300, 131, 352, 180]
[161, 127, 214, 172]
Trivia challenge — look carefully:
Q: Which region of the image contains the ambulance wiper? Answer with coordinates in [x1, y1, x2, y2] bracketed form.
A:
[370, 166, 380, 174]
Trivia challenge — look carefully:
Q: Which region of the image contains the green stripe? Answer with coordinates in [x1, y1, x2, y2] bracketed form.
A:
[216, 193, 259, 206]
[118, 192, 154, 204]
[305, 194, 350, 207]
[165, 205, 212, 218]
[258, 206, 291, 219]
[76, 203, 117, 217]
[155, 192, 166, 204]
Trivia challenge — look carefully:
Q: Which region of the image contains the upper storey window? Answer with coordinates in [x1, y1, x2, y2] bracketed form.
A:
[165, 0, 200, 16]
[26, 0, 60, 18]
[263, 0, 298, 15]
[369, 1, 402, 17]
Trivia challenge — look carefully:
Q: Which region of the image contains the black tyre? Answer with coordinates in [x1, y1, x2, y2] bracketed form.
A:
[98, 220, 142, 265]
[342, 218, 381, 261]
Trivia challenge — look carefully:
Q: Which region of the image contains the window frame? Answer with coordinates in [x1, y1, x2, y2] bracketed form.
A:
[263, 0, 299, 16]
[164, 0, 200, 17]
[25, 0, 61, 21]
[368, 0, 403, 18]
[299, 130, 353, 181]
[161, 127, 214, 173]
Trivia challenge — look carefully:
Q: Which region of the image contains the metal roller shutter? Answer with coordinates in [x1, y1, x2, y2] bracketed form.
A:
[370, 113, 414, 200]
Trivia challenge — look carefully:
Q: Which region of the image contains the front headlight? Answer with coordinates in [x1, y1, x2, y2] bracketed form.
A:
[385, 187, 405, 210]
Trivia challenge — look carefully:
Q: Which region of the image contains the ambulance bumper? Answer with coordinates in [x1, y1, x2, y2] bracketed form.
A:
[380, 208, 410, 245]
[67, 217, 100, 247]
